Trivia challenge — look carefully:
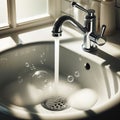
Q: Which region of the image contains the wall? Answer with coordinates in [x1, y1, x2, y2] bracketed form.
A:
[61, 0, 120, 30]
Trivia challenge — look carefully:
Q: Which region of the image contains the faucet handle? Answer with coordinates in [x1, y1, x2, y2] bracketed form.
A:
[96, 25, 106, 46]
[72, 2, 88, 13]
[90, 25, 106, 46]
[100, 25, 106, 37]
[72, 2, 95, 17]
[96, 37, 106, 46]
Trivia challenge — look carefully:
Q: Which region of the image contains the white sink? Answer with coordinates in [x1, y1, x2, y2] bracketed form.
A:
[0, 41, 120, 120]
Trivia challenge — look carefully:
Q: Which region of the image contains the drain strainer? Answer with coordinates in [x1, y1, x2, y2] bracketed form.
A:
[41, 96, 69, 111]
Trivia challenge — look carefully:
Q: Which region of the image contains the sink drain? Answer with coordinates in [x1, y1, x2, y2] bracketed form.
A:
[41, 96, 69, 111]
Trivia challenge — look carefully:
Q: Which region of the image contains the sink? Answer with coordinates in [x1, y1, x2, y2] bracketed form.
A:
[0, 41, 120, 120]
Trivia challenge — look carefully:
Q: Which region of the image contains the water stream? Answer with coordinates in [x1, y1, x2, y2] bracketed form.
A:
[54, 38, 60, 85]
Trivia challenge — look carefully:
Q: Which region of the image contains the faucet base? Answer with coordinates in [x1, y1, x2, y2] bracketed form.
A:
[82, 44, 97, 52]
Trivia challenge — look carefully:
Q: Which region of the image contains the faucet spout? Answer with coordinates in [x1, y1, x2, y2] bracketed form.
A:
[52, 15, 86, 37]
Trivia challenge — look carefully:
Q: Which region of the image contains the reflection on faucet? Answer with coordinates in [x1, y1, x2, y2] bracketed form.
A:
[52, 2, 106, 52]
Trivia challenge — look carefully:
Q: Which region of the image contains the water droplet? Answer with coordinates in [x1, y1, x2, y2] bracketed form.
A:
[40, 52, 46, 58]
[17, 76, 23, 84]
[30, 64, 36, 70]
[25, 62, 30, 67]
[67, 75, 74, 83]
[74, 71, 80, 78]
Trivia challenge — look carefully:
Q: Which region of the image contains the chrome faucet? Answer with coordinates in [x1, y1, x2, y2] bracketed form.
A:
[52, 2, 106, 52]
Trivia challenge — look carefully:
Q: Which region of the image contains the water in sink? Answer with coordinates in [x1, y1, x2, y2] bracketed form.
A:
[0, 40, 98, 111]
[1, 66, 80, 107]
[0, 39, 97, 112]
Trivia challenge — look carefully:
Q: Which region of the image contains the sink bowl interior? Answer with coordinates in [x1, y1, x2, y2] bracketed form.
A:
[0, 42, 119, 120]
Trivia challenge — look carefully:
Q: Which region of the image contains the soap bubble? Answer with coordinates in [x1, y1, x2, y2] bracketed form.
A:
[67, 75, 74, 83]
[32, 70, 47, 79]
[40, 52, 45, 58]
[30, 64, 36, 71]
[74, 71, 80, 78]
[25, 62, 30, 68]
[39, 52, 46, 65]
[32, 70, 49, 88]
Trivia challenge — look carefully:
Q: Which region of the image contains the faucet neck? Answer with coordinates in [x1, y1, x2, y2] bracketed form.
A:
[82, 11, 97, 51]
[85, 12, 96, 33]
[52, 15, 86, 37]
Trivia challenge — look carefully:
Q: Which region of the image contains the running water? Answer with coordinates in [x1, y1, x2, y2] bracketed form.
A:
[54, 38, 60, 85]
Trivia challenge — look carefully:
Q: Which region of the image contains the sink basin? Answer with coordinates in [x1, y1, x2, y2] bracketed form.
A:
[0, 41, 120, 120]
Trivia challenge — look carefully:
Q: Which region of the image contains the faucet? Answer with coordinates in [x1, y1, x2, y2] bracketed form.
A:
[52, 2, 106, 52]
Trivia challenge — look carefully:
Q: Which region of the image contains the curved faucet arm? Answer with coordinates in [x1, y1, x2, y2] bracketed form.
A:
[52, 15, 87, 37]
